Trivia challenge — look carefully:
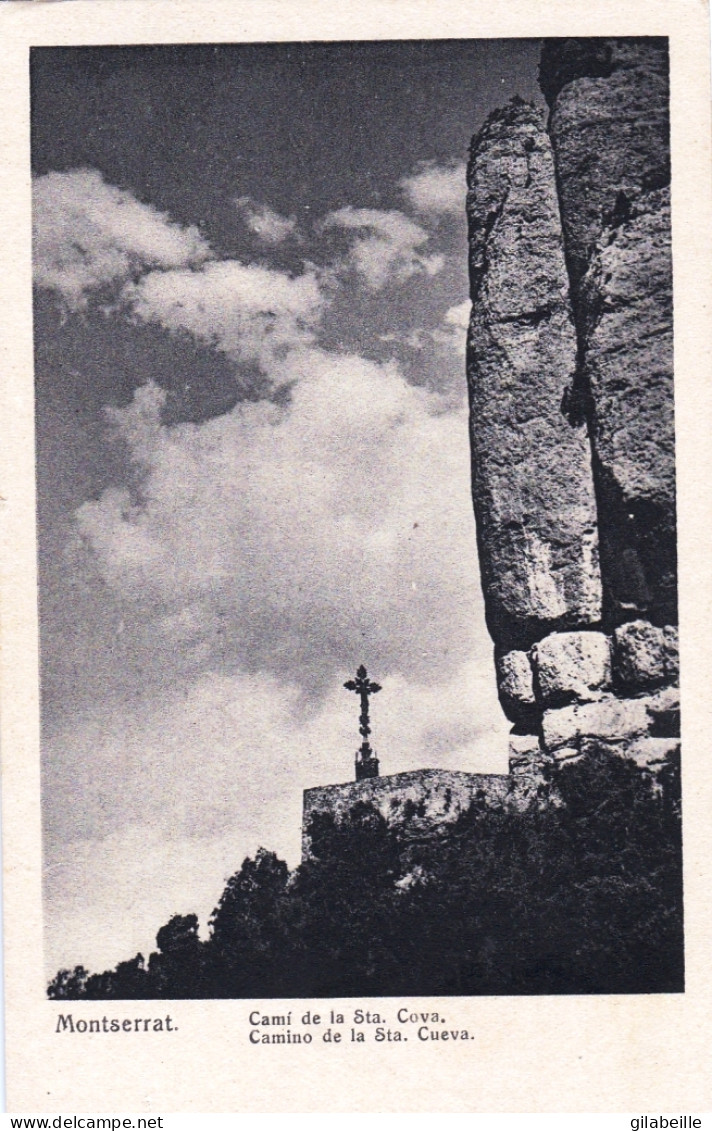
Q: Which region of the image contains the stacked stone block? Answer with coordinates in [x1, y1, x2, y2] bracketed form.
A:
[500, 622, 679, 782]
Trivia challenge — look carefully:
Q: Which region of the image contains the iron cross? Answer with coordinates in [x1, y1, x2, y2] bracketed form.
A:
[344, 664, 381, 750]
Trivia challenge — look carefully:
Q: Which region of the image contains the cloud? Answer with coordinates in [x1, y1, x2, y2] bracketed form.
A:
[400, 161, 467, 215]
[378, 299, 471, 363]
[234, 196, 299, 244]
[75, 348, 486, 698]
[123, 260, 325, 370]
[33, 169, 211, 310]
[321, 207, 444, 291]
[32, 170, 319, 372]
[444, 298, 472, 330]
[41, 169, 504, 979]
[50, 367, 509, 972]
[433, 298, 472, 358]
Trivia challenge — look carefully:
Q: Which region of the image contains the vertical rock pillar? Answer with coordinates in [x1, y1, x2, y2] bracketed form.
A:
[466, 101, 602, 701]
[540, 38, 675, 626]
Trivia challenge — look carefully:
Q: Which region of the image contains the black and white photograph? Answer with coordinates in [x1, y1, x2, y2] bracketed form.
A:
[4, 0, 712, 1112]
[32, 35, 684, 1003]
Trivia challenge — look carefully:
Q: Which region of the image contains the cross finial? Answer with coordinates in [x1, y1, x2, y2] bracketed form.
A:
[344, 665, 381, 781]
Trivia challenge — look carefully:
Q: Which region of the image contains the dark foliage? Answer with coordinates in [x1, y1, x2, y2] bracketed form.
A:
[47, 749, 683, 1000]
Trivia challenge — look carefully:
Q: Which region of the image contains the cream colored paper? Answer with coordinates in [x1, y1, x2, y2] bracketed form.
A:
[1, 0, 711, 1113]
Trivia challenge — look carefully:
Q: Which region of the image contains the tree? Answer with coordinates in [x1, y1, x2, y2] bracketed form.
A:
[47, 750, 683, 998]
[149, 913, 204, 997]
[205, 848, 291, 996]
[47, 965, 89, 1000]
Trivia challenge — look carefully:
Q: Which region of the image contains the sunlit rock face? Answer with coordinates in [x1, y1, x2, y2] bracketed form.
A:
[463, 40, 678, 783]
[466, 101, 601, 653]
[540, 37, 676, 626]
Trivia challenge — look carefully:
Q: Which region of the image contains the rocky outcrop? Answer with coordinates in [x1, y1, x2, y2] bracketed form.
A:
[466, 101, 601, 652]
[539, 38, 670, 291]
[541, 38, 675, 625]
[305, 41, 679, 852]
[302, 768, 538, 860]
[465, 40, 678, 792]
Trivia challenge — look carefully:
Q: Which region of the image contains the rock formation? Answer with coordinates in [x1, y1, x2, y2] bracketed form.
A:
[302, 768, 539, 861]
[302, 39, 679, 854]
[541, 37, 675, 626]
[538, 38, 670, 293]
[467, 38, 678, 783]
[466, 101, 601, 652]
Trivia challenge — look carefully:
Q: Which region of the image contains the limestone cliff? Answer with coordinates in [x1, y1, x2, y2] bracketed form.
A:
[466, 39, 678, 783]
[541, 37, 675, 625]
[539, 38, 670, 292]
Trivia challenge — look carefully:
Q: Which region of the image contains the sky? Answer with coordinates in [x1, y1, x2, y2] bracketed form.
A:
[32, 40, 545, 976]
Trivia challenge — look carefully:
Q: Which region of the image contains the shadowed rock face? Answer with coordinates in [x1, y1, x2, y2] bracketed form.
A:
[466, 101, 601, 651]
[540, 38, 676, 625]
[579, 187, 676, 623]
[539, 38, 670, 291]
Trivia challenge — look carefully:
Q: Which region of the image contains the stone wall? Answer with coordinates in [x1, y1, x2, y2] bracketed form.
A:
[467, 39, 678, 782]
[500, 622, 679, 774]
